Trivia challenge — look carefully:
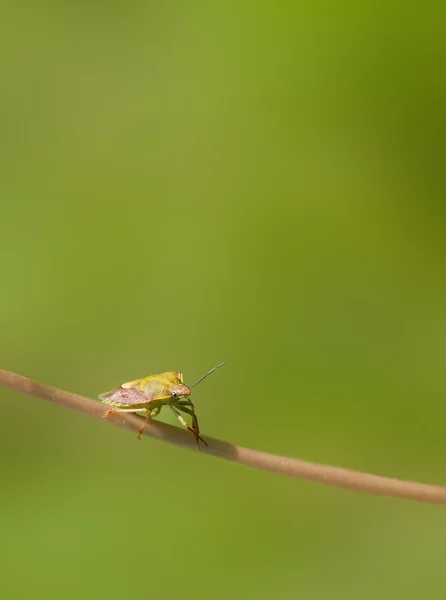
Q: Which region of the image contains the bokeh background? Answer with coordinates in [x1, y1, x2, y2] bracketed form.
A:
[1, 2, 446, 599]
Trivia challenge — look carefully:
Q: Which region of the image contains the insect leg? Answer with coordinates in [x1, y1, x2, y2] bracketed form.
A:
[175, 399, 205, 443]
[103, 406, 147, 419]
[174, 399, 197, 418]
[175, 402, 208, 446]
[137, 407, 161, 440]
[175, 400, 207, 446]
[102, 407, 160, 439]
[169, 405, 206, 449]
[102, 409, 116, 419]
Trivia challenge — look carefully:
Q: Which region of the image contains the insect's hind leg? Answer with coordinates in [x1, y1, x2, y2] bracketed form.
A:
[102, 407, 160, 439]
[169, 405, 207, 449]
[103, 409, 117, 419]
[103, 406, 147, 420]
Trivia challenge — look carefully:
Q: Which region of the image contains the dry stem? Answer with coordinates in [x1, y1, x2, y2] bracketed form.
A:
[1, 368, 445, 505]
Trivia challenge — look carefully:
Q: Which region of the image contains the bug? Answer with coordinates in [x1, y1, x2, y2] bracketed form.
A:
[99, 361, 226, 448]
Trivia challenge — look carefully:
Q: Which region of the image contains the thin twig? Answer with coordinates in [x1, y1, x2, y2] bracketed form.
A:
[1, 367, 445, 505]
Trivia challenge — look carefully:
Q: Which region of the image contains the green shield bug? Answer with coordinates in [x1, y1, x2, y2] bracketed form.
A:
[99, 362, 226, 448]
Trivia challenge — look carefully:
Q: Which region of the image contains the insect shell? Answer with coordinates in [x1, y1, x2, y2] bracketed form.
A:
[99, 362, 226, 449]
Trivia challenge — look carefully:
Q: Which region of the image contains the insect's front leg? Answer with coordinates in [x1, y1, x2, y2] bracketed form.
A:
[175, 403, 200, 436]
[169, 405, 207, 449]
[172, 402, 207, 448]
[175, 399, 201, 438]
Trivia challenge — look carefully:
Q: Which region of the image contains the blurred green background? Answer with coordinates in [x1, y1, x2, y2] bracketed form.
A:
[1, 2, 446, 599]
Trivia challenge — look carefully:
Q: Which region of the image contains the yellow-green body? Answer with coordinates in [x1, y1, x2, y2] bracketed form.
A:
[99, 371, 192, 411]
[100, 362, 226, 448]
[100, 371, 205, 447]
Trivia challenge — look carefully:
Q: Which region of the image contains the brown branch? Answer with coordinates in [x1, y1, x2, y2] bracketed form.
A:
[1, 367, 445, 505]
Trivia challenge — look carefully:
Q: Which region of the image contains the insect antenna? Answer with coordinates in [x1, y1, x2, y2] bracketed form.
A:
[190, 361, 227, 389]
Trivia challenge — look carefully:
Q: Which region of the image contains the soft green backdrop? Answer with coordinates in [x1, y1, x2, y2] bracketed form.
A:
[1, 2, 446, 599]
